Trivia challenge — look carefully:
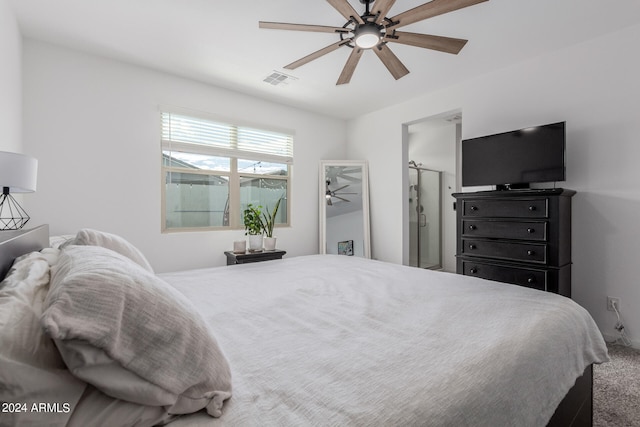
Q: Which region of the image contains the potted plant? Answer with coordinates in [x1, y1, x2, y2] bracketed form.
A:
[243, 204, 263, 252]
[261, 197, 282, 251]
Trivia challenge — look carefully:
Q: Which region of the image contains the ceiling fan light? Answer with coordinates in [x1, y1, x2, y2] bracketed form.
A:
[354, 23, 381, 49]
[355, 33, 380, 48]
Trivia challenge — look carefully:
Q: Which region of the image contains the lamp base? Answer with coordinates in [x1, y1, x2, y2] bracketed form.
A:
[0, 192, 30, 230]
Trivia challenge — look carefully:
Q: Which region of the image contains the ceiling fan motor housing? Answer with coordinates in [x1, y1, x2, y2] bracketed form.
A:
[353, 22, 383, 48]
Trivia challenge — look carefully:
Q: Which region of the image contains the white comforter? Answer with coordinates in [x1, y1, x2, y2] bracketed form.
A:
[161, 255, 608, 427]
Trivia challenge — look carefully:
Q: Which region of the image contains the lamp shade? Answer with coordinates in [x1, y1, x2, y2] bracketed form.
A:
[0, 151, 38, 193]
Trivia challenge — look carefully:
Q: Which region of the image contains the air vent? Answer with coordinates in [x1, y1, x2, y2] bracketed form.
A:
[263, 71, 298, 86]
[444, 113, 462, 123]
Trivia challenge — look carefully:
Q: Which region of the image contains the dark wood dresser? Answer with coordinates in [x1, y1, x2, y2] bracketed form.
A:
[453, 189, 575, 297]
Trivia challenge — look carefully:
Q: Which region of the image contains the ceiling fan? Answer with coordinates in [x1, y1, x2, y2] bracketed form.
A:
[326, 180, 357, 205]
[259, 0, 489, 85]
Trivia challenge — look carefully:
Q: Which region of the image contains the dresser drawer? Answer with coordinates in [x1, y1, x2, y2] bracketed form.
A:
[462, 220, 547, 241]
[461, 260, 547, 291]
[462, 238, 547, 264]
[462, 198, 548, 218]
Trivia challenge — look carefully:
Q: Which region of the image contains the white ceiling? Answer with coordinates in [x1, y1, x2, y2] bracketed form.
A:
[9, 0, 640, 119]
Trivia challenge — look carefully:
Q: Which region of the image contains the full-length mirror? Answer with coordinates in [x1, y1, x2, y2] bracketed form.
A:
[319, 160, 371, 258]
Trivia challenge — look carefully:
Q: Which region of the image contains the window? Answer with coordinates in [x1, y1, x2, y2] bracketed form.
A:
[161, 111, 292, 232]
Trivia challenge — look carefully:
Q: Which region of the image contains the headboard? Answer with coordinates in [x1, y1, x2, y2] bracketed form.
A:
[0, 224, 50, 282]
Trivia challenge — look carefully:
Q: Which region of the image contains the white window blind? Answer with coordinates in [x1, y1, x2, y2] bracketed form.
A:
[161, 112, 293, 161]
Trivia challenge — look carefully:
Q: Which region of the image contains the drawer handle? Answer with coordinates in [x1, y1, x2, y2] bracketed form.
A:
[528, 205, 536, 211]
[470, 268, 478, 274]
[469, 224, 477, 230]
[469, 244, 477, 250]
[527, 228, 535, 234]
[527, 277, 536, 284]
[527, 250, 535, 256]
[470, 206, 478, 211]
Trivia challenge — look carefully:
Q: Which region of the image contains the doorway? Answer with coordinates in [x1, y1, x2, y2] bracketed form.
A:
[404, 111, 461, 272]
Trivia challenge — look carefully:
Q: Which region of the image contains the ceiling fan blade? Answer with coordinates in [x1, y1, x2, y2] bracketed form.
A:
[337, 174, 362, 183]
[373, 44, 409, 80]
[337, 47, 364, 85]
[326, 0, 364, 24]
[259, 21, 349, 34]
[372, 0, 397, 24]
[284, 40, 349, 70]
[337, 167, 362, 174]
[385, 31, 468, 54]
[389, 0, 489, 29]
[332, 184, 350, 192]
[334, 195, 351, 202]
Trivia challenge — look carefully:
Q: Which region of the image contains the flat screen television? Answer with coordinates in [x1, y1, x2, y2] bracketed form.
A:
[461, 121, 566, 190]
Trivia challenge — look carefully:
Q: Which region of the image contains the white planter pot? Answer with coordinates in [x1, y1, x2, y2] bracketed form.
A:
[264, 237, 277, 251]
[233, 240, 246, 254]
[248, 234, 263, 252]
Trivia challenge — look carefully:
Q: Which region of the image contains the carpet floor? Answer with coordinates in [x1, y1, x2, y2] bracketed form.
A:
[594, 343, 640, 426]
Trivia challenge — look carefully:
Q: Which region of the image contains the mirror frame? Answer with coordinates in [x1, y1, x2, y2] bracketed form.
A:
[319, 160, 371, 258]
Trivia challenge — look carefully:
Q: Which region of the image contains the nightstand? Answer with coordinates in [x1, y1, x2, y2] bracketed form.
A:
[224, 250, 286, 265]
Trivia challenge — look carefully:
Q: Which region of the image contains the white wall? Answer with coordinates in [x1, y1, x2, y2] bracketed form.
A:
[0, 0, 21, 153]
[23, 40, 348, 273]
[348, 86, 465, 265]
[348, 23, 640, 347]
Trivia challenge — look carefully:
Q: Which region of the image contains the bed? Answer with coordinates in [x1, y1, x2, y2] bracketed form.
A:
[0, 225, 609, 426]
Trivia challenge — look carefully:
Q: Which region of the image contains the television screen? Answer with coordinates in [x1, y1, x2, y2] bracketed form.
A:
[461, 122, 566, 188]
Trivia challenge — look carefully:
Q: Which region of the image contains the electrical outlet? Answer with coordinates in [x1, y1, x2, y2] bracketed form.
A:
[607, 296, 620, 312]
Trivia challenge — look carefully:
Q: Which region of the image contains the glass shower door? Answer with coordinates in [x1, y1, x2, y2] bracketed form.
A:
[409, 166, 441, 269]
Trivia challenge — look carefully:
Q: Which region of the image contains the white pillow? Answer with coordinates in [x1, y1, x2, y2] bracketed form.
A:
[0, 250, 87, 426]
[42, 245, 232, 417]
[67, 385, 176, 427]
[69, 228, 153, 272]
[49, 234, 75, 249]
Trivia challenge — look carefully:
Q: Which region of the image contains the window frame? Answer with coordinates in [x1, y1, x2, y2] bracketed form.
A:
[160, 110, 292, 233]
